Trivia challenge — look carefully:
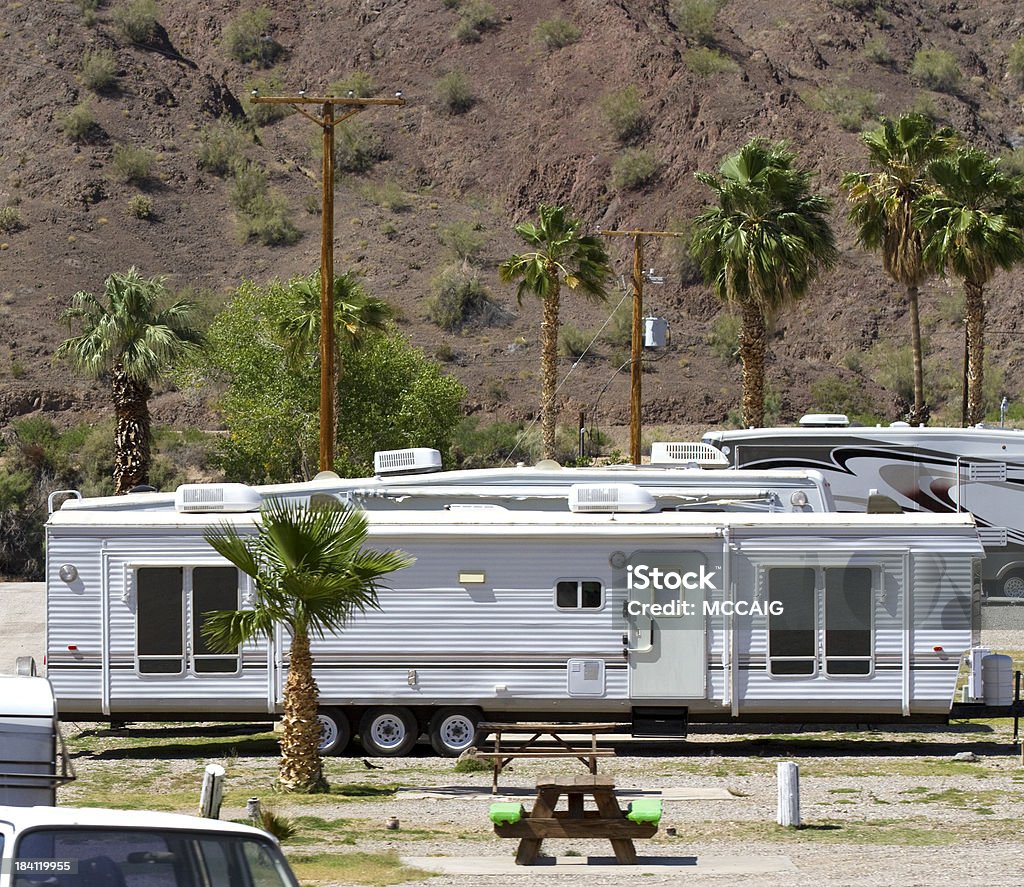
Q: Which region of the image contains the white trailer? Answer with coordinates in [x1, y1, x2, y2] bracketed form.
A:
[45, 485, 992, 757]
[703, 417, 1024, 599]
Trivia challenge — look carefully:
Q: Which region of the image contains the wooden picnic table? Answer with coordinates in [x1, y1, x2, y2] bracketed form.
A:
[492, 774, 656, 865]
[472, 722, 619, 793]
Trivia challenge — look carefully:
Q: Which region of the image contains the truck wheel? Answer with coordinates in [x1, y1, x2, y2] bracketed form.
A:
[359, 707, 418, 757]
[428, 708, 480, 757]
[1002, 570, 1024, 599]
[317, 708, 351, 756]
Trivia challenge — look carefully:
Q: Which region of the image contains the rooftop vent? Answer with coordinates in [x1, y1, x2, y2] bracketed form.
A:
[649, 441, 729, 467]
[569, 483, 656, 514]
[799, 413, 850, 427]
[374, 447, 443, 476]
[174, 483, 262, 514]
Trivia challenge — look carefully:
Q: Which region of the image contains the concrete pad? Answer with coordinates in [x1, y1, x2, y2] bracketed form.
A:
[0, 582, 46, 675]
[402, 854, 796, 876]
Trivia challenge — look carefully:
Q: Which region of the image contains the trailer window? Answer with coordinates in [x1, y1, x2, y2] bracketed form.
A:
[556, 580, 603, 610]
[767, 567, 816, 676]
[137, 567, 184, 675]
[192, 566, 241, 674]
[824, 567, 873, 675]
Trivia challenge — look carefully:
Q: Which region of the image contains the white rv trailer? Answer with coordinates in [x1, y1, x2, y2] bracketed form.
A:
[45, 486, 993, 757]
[702, 417, 1024, 599]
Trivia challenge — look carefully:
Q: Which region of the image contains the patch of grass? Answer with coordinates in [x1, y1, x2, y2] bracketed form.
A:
[246, 76, 294, 127]
[910, 48, 961, 93]
[360, 180, 411, 213]
[228, 161, 299, 246]
[1009, 37, 1024, 87]
[333, 121, 386, 174]
[111, 143, 156, 184]
[669, 0, 726, 46]
[533, 17, 580, 51]
[427, 262, 500, 331]
[611, 148, 661, 190]
[223, 7, 282, 67]
[439, 220, 486, 263]
[999, 146, 1024, 177]
[288, 851, 434, 886]
[126, 194, 153, 219]
[600, 85, 646, 143]
[0, 207, 23, 234]
[453, 0, 499, 43]
[453, 756, 491, 774]
[862, 37, 892, 65]
[58, 102, 99, 143]
[258, 808, 297, 841]
[685, 46, 738, 76]
[81, 48, 118, 92]
[330, 71, 377, 99]
[112, 0, 158, 44]
[435, 71, 475, 114]
[805, 85, 878, 131]
[709, 311, 741, 363]
[559, 323, 593, 358]
[810, 374, 880, 424]
[197, 122, 250, 176]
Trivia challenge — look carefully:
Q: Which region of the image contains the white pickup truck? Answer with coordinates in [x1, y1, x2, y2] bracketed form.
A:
[0, 805, 299, 887]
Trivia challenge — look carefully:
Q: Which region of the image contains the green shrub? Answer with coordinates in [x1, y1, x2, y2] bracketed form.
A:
[862, 37, 892, 65]
[58, 102, 99, 142]
[449, 417, 536, 469]
[427, 262, 500, 331]
[1009, 37, 1024, 86]
[684, 46, 738, 76]
[709, 312, 740, 363]
[810, 374, 879, 422]
[559, 323, 592, 358]
[360, 180, 411, 213]
[829, 0, 875, 11]
[600, 85, 646, 143]
[453, 18, 482, 43]
[611, 148, 660, 190]
[910, 49, 961, 93]
[223, 7, 282, 67]
[81, 48, 118, 92]
[111, 144, 156, 184]
[0, 207, 22, 234]
[334, 122, 385, 174]
[533, 17, 580, 51]
[906, 93, 939, 122]
[439, 220, 486, 263]
[668, 224, 703, 286]
[435, 71, 475, 114]
[806, 85, 878, 131]
[126, 194, 153, 219]
[197, 122, 250, 176]
[669, 0, 725, 45]
[329, 71, 377, 98]
[236, 192, 300, 246]
[601, 301, 632, 351]
[246, 77, 294, 127]
[453, 756, 491, 774]
[999, 146, 1024, 177]
[456, 0, 498, 38]
[112, 0, 159, 44]
[228, 162, 268, 214]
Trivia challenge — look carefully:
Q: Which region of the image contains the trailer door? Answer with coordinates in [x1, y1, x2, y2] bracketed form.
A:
[625, 549, 709, 699]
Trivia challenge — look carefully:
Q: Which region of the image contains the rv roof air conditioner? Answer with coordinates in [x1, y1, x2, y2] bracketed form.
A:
[373, 447, 443, 476]
[174, 483, 262, 514]
[569, 483, 656, 514]
[649, 441, 730, 467]
[799, 413, 850, 427]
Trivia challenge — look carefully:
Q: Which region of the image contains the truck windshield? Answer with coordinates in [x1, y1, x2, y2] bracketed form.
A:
[13, 827, 297, 887]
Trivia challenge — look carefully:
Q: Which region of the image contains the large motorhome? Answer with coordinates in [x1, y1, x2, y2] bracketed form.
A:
[45, 475, 1000, 757]
[703, 417, 1024, 599]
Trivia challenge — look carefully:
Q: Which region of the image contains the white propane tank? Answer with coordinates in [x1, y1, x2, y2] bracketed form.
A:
[967, 647, 990, 701]
[643, 316, 669, 350]
[982, 653, 1013, 707]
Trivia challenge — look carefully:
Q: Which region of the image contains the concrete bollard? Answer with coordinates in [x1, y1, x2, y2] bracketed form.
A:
[247, 797, 262, 827]
[776, 761, 800, 827]
[199, 763, 225, 819]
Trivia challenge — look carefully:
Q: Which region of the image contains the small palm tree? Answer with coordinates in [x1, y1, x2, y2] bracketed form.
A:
[692, 139, 837, 428]
[499, 204, 611, 459]
[202, 499, 413, 793]
[55, 268, 204, 494]
[840, 114, 957, 425]
[917, 147, 1024, 425]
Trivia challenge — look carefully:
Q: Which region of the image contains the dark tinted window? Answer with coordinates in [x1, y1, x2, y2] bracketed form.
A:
[137, 568, 183, 675]
[768, 567, 816, 676]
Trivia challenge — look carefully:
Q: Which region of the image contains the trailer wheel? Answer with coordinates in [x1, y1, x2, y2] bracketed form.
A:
[317, 708, 351, 756]
[428, 708, 481, 757]
[359, 707, 418, 757]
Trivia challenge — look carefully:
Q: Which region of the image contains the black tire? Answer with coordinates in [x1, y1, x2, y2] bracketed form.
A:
[428, 707, 481, 757]
[317, 708, 351, 756]
[359, 707, 419, 757]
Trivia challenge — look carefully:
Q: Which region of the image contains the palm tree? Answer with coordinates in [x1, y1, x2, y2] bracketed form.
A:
[692, 139, 837, 428]
[55, 268, 204, 494]
[499, 204, 611, 459]
[202, 499, 413, 793]
[840, 114, 957, 425]
[916, 147, 1024, 425]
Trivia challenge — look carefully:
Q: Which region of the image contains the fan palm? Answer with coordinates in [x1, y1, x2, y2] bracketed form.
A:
[499, 204, 611, 459]
[692, 139, 837, 428]
[55, 268, 204, 494]
[840, 114, 957, 424]
[202, 499, 413, 793]
[916, 147, 1024, 425]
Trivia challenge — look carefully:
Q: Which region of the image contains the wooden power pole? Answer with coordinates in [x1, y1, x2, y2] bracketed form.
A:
[601, 230, 682, 465]
[250, 91, 406, 473]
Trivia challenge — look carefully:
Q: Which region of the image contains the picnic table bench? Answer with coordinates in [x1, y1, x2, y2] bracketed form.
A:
[470, 722, 619, 793]
[490, 774, 660, 865]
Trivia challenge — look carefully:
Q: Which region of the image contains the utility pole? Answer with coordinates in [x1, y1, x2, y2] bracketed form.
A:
[250, 91, 406, 472]
[601, 229, 682, 465]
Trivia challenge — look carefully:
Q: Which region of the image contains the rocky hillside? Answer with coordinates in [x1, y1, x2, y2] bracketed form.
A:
[2, 0, 1024, 444]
